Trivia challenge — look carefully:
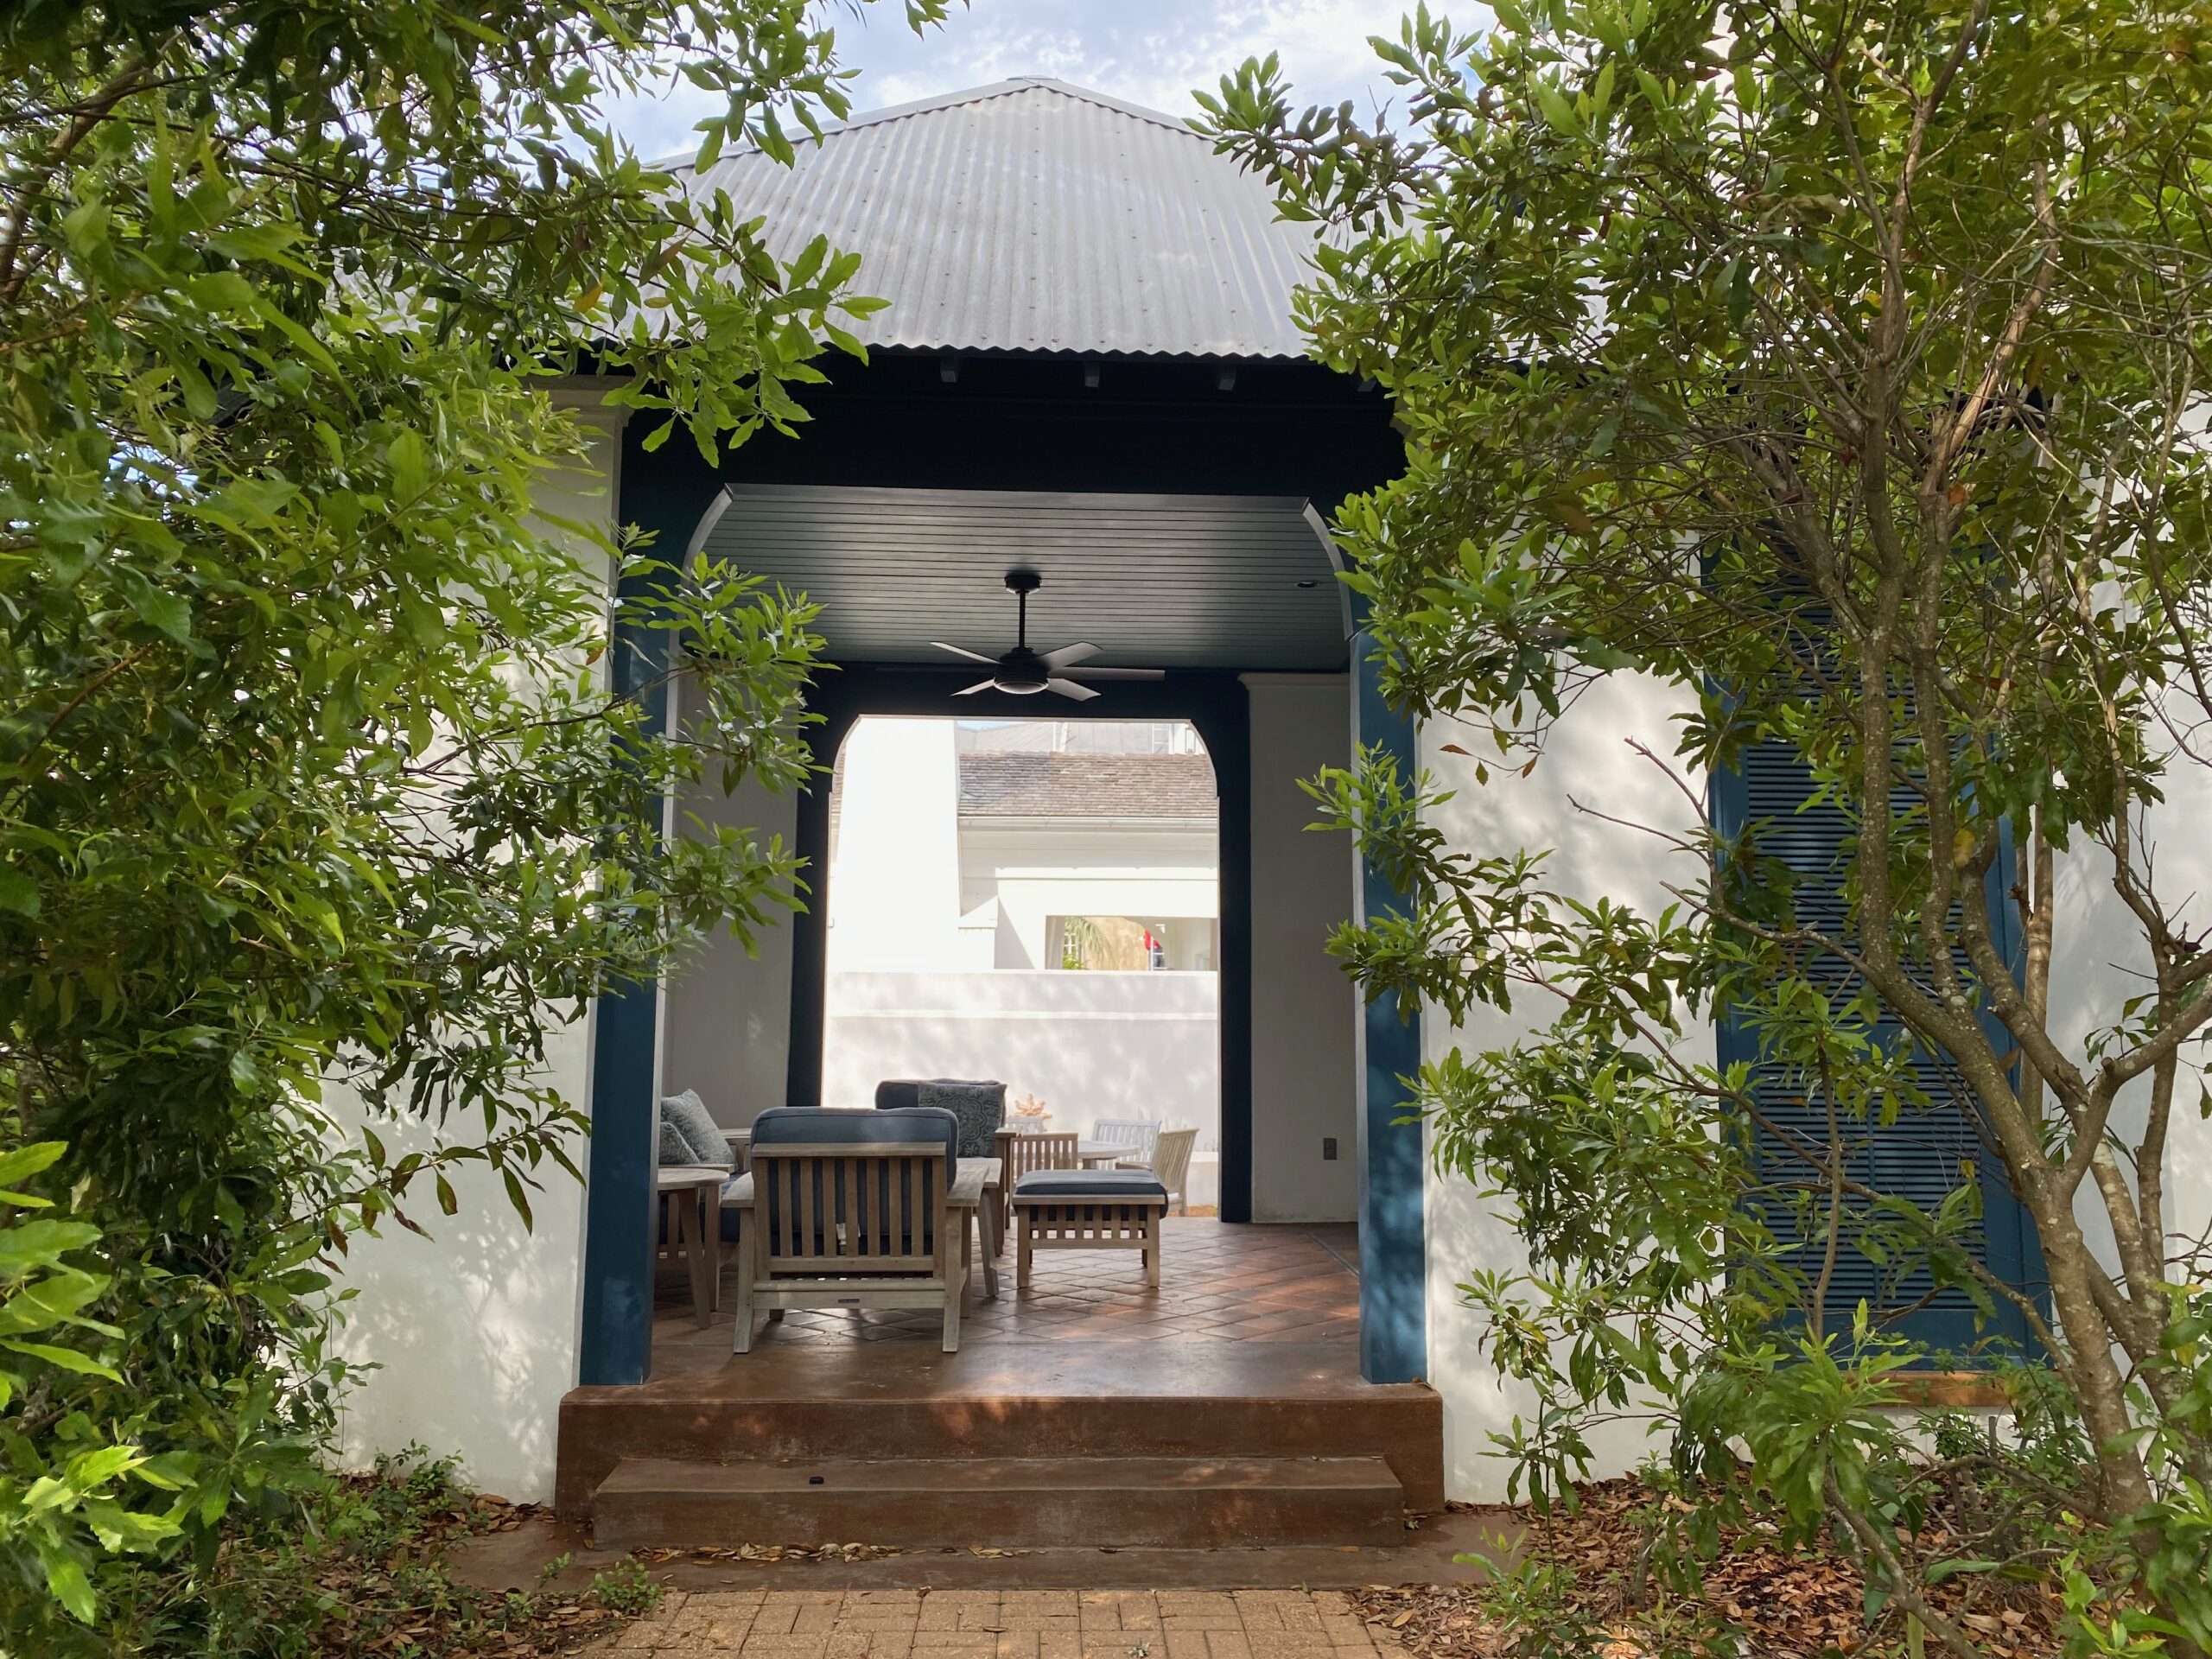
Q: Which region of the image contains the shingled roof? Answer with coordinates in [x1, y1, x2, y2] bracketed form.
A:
[957, 751, 1217, 820]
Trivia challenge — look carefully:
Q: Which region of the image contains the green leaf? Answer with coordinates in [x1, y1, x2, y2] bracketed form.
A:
[0, 1143, 73, 1191]
[41, 1548, 95, 1624]
[502, 1167, 534, 1232]
[0, 865, 40, 916]
[388, 430, 429, 502]
[1533, 79, 1580, 136]
[0, 1340, 120, 1381]
[115, 569, 192, 643]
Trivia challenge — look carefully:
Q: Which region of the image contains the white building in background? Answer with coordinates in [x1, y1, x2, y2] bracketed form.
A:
[821, 717, 1224, 1205]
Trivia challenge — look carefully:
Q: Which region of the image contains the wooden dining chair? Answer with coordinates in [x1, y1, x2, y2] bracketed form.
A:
[995, 1130, 1077, 1251]
[1092, 1118, 1160, 1167]
[1146, 1128, 1200, 1215]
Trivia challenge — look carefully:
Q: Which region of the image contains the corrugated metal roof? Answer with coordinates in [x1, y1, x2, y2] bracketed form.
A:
[681, 78, 1319, 359]
[958, 752, 1218, 819]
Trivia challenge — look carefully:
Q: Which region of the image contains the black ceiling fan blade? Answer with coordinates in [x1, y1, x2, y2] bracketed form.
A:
[1039, 642, 1099, 670]
[953, 678, 1000, 696]
[1046, 677, 1101, 702]
[1060, 665, 1166, 681]
[931, 641, 1001, 666]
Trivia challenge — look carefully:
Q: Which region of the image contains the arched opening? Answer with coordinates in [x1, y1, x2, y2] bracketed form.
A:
[823, 714, 1225, 1211]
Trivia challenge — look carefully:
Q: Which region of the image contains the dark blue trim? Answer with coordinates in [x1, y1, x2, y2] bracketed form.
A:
[781, 669, 1257, 1222]
[1351, 634, 1427, 1384]
[1977, 817, 2050, 1338]
[577, 469, 725, 1388]
[1707, 750, 2045, 1357]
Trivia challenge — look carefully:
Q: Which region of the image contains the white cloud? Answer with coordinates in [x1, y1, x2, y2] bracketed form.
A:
[599, 0, 1488, 159]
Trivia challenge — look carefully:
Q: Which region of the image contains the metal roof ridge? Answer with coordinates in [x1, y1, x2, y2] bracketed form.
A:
[1009, 79, 1206, 137]
[658, 76, 1204, 172]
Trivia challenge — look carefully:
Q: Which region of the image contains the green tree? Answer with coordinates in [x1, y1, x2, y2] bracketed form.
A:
[1205, 1, 2212, 1650]
[0, 1, 939, 1645]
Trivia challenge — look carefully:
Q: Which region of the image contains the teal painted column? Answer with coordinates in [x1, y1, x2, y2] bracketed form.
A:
[578, 463, 726, 1388]
[1352, 633, 1427, 1383]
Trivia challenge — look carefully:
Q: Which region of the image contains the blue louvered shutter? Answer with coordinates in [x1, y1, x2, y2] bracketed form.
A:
[1712, 738, 2041, 1354]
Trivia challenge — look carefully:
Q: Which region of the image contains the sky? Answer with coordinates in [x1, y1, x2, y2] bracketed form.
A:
[602, 0, 1468, 161]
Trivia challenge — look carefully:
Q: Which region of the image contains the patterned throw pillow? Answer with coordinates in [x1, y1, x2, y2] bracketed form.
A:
[658, 1120, 699, 1166]
[659, 1089, 727, 1166]
[917, 1081, 1007, 1160]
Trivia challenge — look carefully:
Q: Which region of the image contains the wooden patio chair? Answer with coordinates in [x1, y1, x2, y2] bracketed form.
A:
[1092, 1118, 1160, 1167]
[1145, 1128, 1200, 1215]
[732, 1106, 968, 1353]
[994, 1130, 1078, 1252]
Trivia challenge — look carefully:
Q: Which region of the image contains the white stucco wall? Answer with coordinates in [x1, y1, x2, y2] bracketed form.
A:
[958, 819, 1219, 970]
[1247, 675, 1361, 1223]
[1418, 674, 1712, 1501]
[2043, 740, 2212, 1271]
[330, 393, 625, 1503]
[1415, 662, 2212, 1502]
[660, 710, 802, 1129]
[827, 718, 964, 972]
[821, 968, 1222, 1204]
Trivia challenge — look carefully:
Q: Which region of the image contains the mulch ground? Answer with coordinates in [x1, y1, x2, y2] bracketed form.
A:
[1345, 1484, 2066, 1659]
[304, 1484, 655, 1657]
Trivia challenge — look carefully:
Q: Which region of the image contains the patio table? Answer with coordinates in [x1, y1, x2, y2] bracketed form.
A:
[657, 1164, 732, 1330]
[1076, 1141, 1126, 1168]
[721, 1154, 1002, 1304]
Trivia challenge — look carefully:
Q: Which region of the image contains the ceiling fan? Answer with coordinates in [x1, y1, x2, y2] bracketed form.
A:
[931, 571, 1166, 702]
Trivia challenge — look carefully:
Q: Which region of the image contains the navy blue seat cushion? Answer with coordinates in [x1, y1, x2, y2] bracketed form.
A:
[752, 1105, 957, 1157]
[1013, 1168, 1169, 1202]
[746, 1107, 958, 1258]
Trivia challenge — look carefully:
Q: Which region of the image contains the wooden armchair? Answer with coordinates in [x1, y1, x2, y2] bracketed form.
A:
[731, 1107, 967, 1353]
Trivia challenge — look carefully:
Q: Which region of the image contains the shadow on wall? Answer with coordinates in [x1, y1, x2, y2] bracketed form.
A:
[2045, 748, 2212, 1263]
[1415, 671, 1710, 1501]
[822, 968, 1222, 1205]
[327, 1030, 590, 1505]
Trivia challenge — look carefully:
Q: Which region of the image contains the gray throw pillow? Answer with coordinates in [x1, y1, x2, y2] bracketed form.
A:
[658, 1119, 699, 1166]
[660, 1089, 728, 1165]
[918, 1080, 1006, 1161]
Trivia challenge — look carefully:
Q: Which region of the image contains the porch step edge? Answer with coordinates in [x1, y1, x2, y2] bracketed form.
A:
[591, 1454, 1407, 1551]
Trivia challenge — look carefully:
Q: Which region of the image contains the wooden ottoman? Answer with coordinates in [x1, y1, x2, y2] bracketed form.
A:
[1012, 1168, 1170, 1288]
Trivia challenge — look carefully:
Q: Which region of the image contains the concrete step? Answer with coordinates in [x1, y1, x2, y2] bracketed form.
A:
[591, 1454, 1408, 1551]
[557, 1356, 1446, 1519]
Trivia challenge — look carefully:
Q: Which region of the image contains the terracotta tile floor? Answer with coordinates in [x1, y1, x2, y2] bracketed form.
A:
[587, 1586, 1407, 1659]
[652, 1221, 1360, 1359]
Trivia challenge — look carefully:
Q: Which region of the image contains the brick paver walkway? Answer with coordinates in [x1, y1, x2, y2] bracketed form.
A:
[592, 1587, 1402, 1659]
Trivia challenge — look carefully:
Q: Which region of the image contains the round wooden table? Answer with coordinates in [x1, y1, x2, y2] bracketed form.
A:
[1076, 1141, 1129, 1168]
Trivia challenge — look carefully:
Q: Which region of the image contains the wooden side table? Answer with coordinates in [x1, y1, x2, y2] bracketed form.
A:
[656, 1165, 729, 1328]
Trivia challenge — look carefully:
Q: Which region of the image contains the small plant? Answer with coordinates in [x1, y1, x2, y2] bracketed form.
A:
[589, 1560, 667, 1618]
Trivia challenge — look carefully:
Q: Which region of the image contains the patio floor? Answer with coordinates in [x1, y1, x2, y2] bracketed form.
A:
[650, 1220, 1361, 1367]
